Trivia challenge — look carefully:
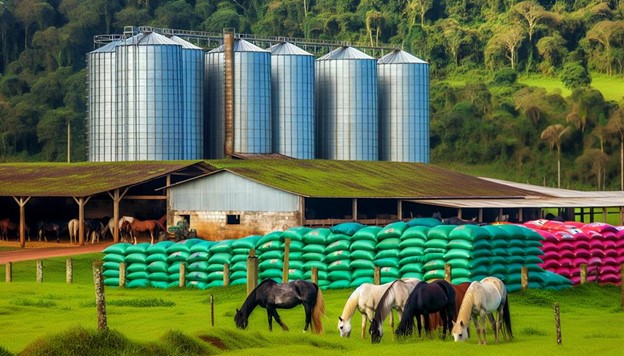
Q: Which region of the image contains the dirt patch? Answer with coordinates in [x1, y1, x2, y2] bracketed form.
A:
[0, 240, 113, 264]
[198, 335, 227, 350]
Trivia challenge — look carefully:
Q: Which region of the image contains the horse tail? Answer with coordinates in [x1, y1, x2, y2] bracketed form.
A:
[311, 284, 325, 334]
[502, 293, 513, 339]
[395, 312, 414, 337]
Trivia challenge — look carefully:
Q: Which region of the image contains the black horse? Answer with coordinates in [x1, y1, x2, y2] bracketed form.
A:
[36, 221, 61, 242]
[234, 279, 325, 334]
[433, 212, 478, 225]
[395, 280, 456, 339]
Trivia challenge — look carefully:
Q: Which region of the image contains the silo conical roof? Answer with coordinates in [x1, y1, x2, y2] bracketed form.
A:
[89, 40, 122, 54]
[269, 42, 313, 56]
[208, 38, 268, 53]
[168, 35, 203, 49]
[378, 50, 427, 64]
[317, 46, 374, 60]
[122, 32, 179, 45]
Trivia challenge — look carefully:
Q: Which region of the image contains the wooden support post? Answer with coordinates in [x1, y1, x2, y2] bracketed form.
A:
[210, 295, 215, 327]
[36, 260, 43, 283]
[521, 267, 529, 290]
[13, 196, 30, 248]
[246, 249, 258, 295]
[66, 258, 73, 284]
[73, 196, 92, 246]
[397, 200, 403, 221]
[107, 188, 128, 243]
[374, 266, 381, 285]
[119, 262, 126, 288]
[179, 263, 186, 288]
[518, 208, 523, 222]
[444, 264, 452, 283]
[93, 261, 108, 330]
[282, 238, 291, 283]
[352, 198, 358, 221]
[580, 264, 587, 284]
[603, 207, 608, 223]
[223, 263, 230, 287]
[311, 267, 318, 284]
[478, 208, 483, 223]
[554, 303, 562, 345]
[457, 208, 462, 219]
[5, 262, 12, 282]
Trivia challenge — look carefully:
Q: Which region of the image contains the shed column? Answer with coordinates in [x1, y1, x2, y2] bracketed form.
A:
[457, 208, 462, 219]
[13, 197, 31, 248]
[299, 196, 305, 226]
[352, 198, 358, 221]
[397, 200, 402, 221]
[166, 175, 173, 228]
[73, 196, 91, 245]
[107, 188, 129, 243]
[478, 208, 483, 222]
[518, 208, 523, 222]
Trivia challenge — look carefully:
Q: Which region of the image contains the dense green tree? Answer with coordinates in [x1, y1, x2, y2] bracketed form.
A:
[560, 61, 591, 89]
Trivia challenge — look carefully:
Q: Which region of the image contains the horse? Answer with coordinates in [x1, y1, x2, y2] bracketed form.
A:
[338, 282, 398, 338]
[429, 282, 471, 331]
[108, 216, 135, 242]
[433, 212, 478, 225]
[121, 218, 160, 244]
[369, 278, 421, 343]
[452, 276, 513, 344]
[68, 219, 80, 244]
[36, 222, 61, 242]
[234, 279, 325, 334]
[0, 218, 17, 241]
[395, 280, 456, 339]
[85, 219, 104, 244]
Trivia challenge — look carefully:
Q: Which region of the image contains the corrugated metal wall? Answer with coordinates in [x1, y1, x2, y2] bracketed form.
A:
[170, 171, 300, 212]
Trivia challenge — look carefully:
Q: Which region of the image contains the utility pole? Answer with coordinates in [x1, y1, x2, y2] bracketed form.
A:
[67, 121, 71, 163]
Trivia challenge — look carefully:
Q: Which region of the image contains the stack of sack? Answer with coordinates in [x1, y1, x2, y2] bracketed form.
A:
[205, 239, 234, 288]
[349, 226, 380, 287]
[375, 221, 407, 284]
[422, 225, 454, 281]
[102, 242, 131, 286]
[168, 239, 200, 288]
[302, 228, 331, 289]
[282, 226, 311, 282]
[124, 242, 151, 288]
[256, 231, 285, 282]
[443, 225, 492, 284]
[229, 235, 260, 286]
[146, 241, 175, 288]
[398, 226, 428, 280]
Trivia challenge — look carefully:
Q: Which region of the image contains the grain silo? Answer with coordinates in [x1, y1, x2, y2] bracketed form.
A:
[315, 46, 378, 161]
[169, 35, 205, 160]
[270, 42, 315, 159]
[378, 50, 430, 163]
[116, 31, 183, 161]
[205, 38, 271, 159]
[87, 40, 122, 162]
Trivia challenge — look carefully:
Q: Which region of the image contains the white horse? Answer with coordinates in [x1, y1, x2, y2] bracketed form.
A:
[68, 219, 79, 244]
[368, 278, 421, 343]
[452, 276, 513, 344]
[107, 216, 134, 242]
[338, 282, 397, 338]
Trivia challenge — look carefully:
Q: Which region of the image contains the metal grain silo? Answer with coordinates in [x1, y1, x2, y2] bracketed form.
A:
[378, 50, 430, 163]
[116, 32, 183, 161]
[169, 35, 205, 160]
[87, 40, 122, 162]
[315, 46, 378, 161]
[205, 39, 271, 159]
[270, 42, 315, 159]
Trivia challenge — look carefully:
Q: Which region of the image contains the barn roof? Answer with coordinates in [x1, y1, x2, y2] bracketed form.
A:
[0, 161, 210, 197]
[199, 159, 542, 199]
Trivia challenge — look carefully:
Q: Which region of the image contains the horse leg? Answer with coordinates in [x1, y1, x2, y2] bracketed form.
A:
[266, 308, 274, 332]
[361, 313, 367, 339]
[302, 303, 312, 332]
[269, 307, 288, 331]
[487, 313, 498, 343]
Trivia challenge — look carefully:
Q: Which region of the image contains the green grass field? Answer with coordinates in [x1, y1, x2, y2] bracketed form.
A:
[519, 73, 623, 103]
[0, 254, 623, 355]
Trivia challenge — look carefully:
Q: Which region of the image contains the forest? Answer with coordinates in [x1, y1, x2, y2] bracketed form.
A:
[0, 0, 623, 190]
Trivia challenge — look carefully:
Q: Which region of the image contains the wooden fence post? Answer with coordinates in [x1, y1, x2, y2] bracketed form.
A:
[580, 264, 587, 284]
[36, 260, 43, 283]
[311, 267, 318, 284]
[119, 262, 126, 288]
[374, 266, 381, 285]
[246, 250, 258, 295]
[282, 238, 291, 283]
[5, 262, 12, 282]
[223, 264, 230, 287]
[66, 258, 73, 284]
[93, 261, 108, 330]
[210, 295, 215, 327]
[554, 303, 561, 345]
[444, 264, 452, 283]
[521, 267, 529, 290]
[179, 263, 186, 288]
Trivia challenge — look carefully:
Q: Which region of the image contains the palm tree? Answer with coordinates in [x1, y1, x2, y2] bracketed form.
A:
[541, 124, 570, 188]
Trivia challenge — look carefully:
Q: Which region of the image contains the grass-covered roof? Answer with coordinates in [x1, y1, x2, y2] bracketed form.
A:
[204, 159, 540, 198]
[0, 161, 207, 197]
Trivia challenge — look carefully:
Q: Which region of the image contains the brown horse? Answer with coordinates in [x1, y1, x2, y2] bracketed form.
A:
[428, 282, 471, 333]
[0, 218, 17, 241]
[121, 218, 160, 244]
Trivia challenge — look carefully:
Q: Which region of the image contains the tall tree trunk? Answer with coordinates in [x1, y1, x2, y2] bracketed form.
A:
[620, 137, 623, 190]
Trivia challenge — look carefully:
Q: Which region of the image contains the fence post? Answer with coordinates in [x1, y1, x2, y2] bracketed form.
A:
[36, 260, 43, 283]
[282, 238, 291, 283]
[66, 258, 73, 284]
[311, 267, 318, 284]
[210, 295, 215, 327]
[521, 267, 529, 290]
[246, 249, 258, 295]
[554, 303, 562, 345]
[5, 262, 12, 282]
[444, 264, 452, 283]
[119, 262, 126, 288]
[179, 263, 186, 288]
[223, 263, 230, 287]
[93, 261, 108, 331]
[580, 264, 587, 284]
[374, 266, 381, 285]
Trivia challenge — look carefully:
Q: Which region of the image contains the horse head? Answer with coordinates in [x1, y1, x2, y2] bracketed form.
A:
[432, 212, 442, 221]
[452, 320, 470, 342]
[234, 308, 248, 329]
[337, 316, 351, 338]
[369, 318, 383, 344]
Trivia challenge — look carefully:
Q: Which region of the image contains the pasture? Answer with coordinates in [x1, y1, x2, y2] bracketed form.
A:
[0, 253, 622, 355]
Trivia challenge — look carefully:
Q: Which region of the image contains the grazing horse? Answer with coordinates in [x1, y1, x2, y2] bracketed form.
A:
[234, 279, 325, 334]
[369, 278, 421, 343]
[0, 218, 17, 241]
[338, 282, 398, 339]
[452, 276, 513, 344]
[121, 218, 160, 244]
[395, 280, 456, 339]
[429, 282, 471, 331]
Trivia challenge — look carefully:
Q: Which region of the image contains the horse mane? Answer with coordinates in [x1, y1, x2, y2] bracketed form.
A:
[373, 280, 404, 323]
[340, 286, 361, 321]
[240, 279, 275, 318]
[455, 282, 477, 326]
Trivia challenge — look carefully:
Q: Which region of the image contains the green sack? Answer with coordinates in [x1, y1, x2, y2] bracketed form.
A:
[167, 243, 190, 254]
[187, 271, 209, 282]
[406, 218, 440, 228]
[399, 246, 424, 258]
[352, 268, 374, 279]
[148, 272, 169, 282]
[187, 261, 210, 272]
[283, 227, 312, 242]
[257, 240, 283, 252]
[103, 269, 119, 278]
[103, 243, 132, 255]
[231, 254, 249, 264]
[444, 249, 473, 260]
[328, 280, 352, 289]
[374, 257, 399, 268]
[352, 226, 381, 242]
[207, 280, 224, 288]
[450, 268, 472, 278]
[377, 238, 400, 250]
[104, 278, 120, 287]
[426, 225, 456, 240]
[289, 240, 304, 252]
[103, 254, 125, 263]
[187, 252, 210, 263]
[146, 241, 174, 255]
[303, 228, 331, 245]
[508, 239, 528, 248]
[507, 255, 525, 264]
[259, 269, 282, 280]
[231, 236, 260, 249]
[448, 225, 491, 241]
[303, 244, 325, 254]
[399, 255, 427, 265]
[146, 253, 167, 264]
[207, 271, 225, 282]
[446, 239, 475, 251]
[423, 269, 445, 280]
[255, 231, 283, 247]
[166, 251, 190, 263]
[303, 269, 328, 280]
[445, 258, 471, 269]
[401, 226, 430, 240]
[230, 270, 247, 280]
[126, 279, 150, 288]
[103, 261, 120, 270]
[303, 260, 327, 272]
[375, 249, 399, 260]
[325, 250, 350, 263]
[287, 260, 303, 270]
[331, 222, 365, 236]
[423, 253, 445, 262]
[301, 252, 324, 262]
[482, 225, 509, 240]
[288, 269, 304, 280]
[125, 253, 147, 264]
[126, 243, 151, 254]
[230, 261, 248, 272]
[401, 272, 423, 280]
[350, 277, 375, 287]
[167, 262, 186, 274]
[327, 233, 351, 244]
[127, 271, 149, 280]
[378, 222, 409, 240]
[491, 239, 509, 249]
[350, 240, 376, 252]
[126, 263, 148, 273]
[399, 263, 423, 274]
[208, 253, 232, 265]
[188, 242, 213, 254]
[451, 277, 472, 284]
[379, 267, 400, 278]
[350, 250, 375, 260]
[424, 239, 447, 250]
[473, 240, 493, 250]
[423, 259, 446, 271]
[186, 280, 208, 289]
[399, 237, 426, 248]
[327, 259, 351, 271]
[351, 259, 375, 270]
[207, 263, 226, 273]
[326, 240, 351, 253]
[259, 259, 283, 270]
[259, 250, 283, 262]
[328, 270, 352, 281]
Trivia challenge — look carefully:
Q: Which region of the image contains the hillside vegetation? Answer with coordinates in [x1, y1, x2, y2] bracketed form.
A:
[0, 1, 623, 189]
